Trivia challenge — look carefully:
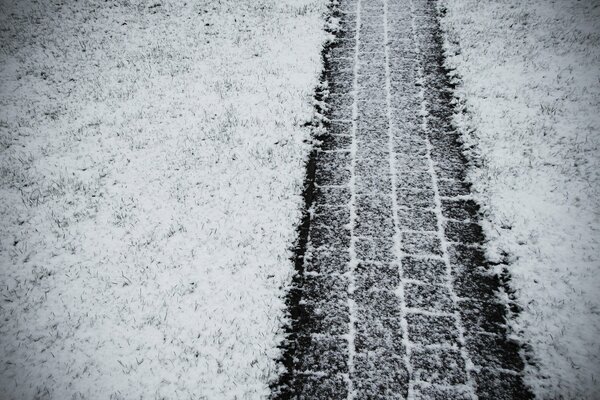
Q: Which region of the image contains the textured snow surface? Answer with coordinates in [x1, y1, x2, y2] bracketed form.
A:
[0, 0, 327, 398]
[440, 0, 600, 397]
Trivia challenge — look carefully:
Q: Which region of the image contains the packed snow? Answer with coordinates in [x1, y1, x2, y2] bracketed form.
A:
[0, 0, 327, 398]
[441, 0, 600, 397]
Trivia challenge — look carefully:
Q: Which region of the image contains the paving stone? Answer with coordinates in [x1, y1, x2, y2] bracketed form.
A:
[326, 45, 353, 61]
[339, 6, 358, 19]
[315, 149, 352, 166]
[387, 37, 413, 52]
[356, 262, 400, 291]
[294, 373, 349, 400]
[296, 335, 348, 374]
[327, 63, 354, 82]
[402, 256, 446, 285]
[448, 243, 487, 268]
[358, 61, 386, 76]
[313, 204, 350, 224]
[355, 237, 396, 263]
[405, 282, 454, 312]
[390, 93, 422, 113]
[358, 51, 386, 68]
[397, 188, 436, 208]
[396, 171, 433, 191]
[388, 46, 420, 64]
[441, 198, 480, 222]
[356, 194, 395, 237]
[353, 351, 409, 399]
[447, 245, 499, 301]
[359, 30, 386, 46]
[328, 39, 355, 55]
[466, 333, 525, 371]
[356, 173, 393, 194]
[427, 115, 455, 137]
[359, 40, 385, 54]
[412, 384, 472, 400]
[437, 178, 471, 197]
[357, 102, 388, 125]
[395, 147, 429, 168]
[396, 154, 430, 172]
[393, 132, 426, 147]
[452, 265, 500, 302]
[445, 220, 485, 244]
[327, 102, 353, 122]
[411, 347, 468, 385]
[295, 298, 350, 337]
[315, 151, 351, 186]
[355, 154, 392, 194]
[309, 225, 350, 250]
[355, 288, 402, 321]
[305, 246, 350, 275]
[337, 0, 358, 14]
[432, 157, 467, 181]
[430, 140, 464, 163]
[328, 120, 353, 136]
[309, 212, 350, 250]
[387, 11, 414, 28]
[355, 317, 404, 354]
[302, 274, 347, 303]
[473, 369, 533, 400]
[356, 148, 390, 170]
[356, 87, 388, 103]
[328, 69, 354, 94]
[337, 18, 357, 36]
[400, 231, 442, 256]
[313, 185, 351, 206]
[397, 207, 437, 231]
[406, 313, 459, 346]
[458, 299, 508, 336]
[393, 128, 428, 149]
[360, 15, 385, 29]
[312, 202, 348, 216]
[390, 78, 423, 96]
[360, 1, 385, 13]
[357, 125, 389, 147]
[358, 72, 386, 90]
[319, 134, 352, 151]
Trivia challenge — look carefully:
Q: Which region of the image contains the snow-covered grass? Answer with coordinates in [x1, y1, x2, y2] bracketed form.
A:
[440, 0, 600, 397]
[0, 0, 327, 398]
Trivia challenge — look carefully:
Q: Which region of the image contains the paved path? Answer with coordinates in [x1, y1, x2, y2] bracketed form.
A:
[273, 0, 532, 398]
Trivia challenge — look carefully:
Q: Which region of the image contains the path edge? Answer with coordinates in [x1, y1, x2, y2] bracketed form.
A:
[434, 0, 538, 389]
[269, 1, 339, 397]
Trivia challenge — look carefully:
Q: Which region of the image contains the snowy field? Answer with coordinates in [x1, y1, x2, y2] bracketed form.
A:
[441, 0, 600, 397]
[0, 0, 327, 398]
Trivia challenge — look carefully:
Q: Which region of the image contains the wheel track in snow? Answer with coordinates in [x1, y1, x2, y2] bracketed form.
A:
[272, 0, 533, 398]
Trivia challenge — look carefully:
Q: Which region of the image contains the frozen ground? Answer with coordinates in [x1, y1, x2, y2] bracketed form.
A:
[0, 0, 327, 398]
[441, 0, 600, 397]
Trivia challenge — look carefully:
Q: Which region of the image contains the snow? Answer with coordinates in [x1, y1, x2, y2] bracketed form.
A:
[0, 0, 327, 398]
[440, 0, 600, 397]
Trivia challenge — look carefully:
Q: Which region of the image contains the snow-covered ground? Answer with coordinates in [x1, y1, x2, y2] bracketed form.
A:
[441, 0, 600, 397]
[0, 0, 327, 398]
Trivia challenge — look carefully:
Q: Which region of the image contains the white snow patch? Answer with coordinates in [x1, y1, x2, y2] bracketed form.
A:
[0, 0, 328, 398]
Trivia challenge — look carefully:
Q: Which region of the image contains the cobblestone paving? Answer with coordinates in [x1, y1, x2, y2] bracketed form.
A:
[273, 0, 532, 398]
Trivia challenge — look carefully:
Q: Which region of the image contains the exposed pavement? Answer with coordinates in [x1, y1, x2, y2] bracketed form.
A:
[273, 0, 532, 398]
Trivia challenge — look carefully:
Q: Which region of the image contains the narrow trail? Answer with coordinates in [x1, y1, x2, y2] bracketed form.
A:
[273, 0, 532, 398]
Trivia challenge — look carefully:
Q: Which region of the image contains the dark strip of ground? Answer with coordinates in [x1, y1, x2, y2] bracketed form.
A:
[272, 0, 532, 398]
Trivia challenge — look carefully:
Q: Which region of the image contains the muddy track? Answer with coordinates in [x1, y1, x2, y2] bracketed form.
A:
[272, 0, 532, 398]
